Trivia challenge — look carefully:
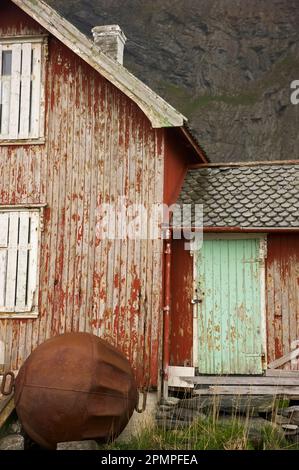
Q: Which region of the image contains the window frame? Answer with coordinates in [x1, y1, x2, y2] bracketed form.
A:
[0, 204, 45, 319]
[0, 35, 48, 146]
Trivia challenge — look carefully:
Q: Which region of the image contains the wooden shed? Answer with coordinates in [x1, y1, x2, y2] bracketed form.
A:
[0, 0, 207, 394]
[169, 162, 299, 395]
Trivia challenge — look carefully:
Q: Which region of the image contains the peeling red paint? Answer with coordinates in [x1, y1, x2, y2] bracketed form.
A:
[266, 234, 299, 370]
[0, 0, 166, 389]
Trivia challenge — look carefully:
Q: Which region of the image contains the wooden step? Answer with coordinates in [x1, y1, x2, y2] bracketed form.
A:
[182, 375, 299, 386]
[265, 369, 299, 378]
[194, 385, 299, 396]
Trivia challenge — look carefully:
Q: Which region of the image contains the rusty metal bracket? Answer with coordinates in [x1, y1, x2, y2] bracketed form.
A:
[135, 389, 147, 414]
[1, 371, 15, 396]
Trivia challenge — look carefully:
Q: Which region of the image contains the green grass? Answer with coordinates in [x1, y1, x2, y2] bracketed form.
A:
[161, 82, 259, 117]
[98, 396, 299, 451]
[99, 414, 297, 451]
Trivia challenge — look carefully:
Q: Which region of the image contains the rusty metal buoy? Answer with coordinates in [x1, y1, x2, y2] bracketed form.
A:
[14, 332, 138, 449]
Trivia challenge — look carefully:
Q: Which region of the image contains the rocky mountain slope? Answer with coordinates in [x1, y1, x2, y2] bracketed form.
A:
[47, 0, 299, 162]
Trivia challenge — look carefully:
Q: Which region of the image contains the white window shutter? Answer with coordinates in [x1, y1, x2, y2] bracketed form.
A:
[0, 209, 40, 314]
[0, 37, 45, 141]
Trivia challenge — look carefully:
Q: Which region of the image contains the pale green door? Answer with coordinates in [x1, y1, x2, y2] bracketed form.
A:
[195, 237, 264, 375]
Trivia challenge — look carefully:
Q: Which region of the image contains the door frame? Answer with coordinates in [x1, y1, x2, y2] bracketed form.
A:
[192, 233, 267, 372]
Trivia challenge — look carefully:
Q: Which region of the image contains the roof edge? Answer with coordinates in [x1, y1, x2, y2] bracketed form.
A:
[171, 227, 299, 232]
[11, 0, 186, 128]
[188, 159, 299, 169]
[181, 125, 209, 163]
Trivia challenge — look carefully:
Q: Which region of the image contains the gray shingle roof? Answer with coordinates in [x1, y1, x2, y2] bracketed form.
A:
[177, 164, 299, 228]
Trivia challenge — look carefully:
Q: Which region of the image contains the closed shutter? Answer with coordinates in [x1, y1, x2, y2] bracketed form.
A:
[0, 38, 45, 140]
[0, 210, 40, 313]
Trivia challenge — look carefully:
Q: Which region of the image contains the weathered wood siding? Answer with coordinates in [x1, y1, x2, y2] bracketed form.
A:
[0, 1, 164, 388]
[266, 234, 299, 370]
[169, 239, 193, 367]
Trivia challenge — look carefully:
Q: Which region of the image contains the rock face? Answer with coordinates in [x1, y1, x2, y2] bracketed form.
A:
[47, 0, 299, 162]
[0, 434, 24, 450]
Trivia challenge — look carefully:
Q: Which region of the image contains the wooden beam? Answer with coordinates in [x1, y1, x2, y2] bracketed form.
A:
[183, 376, 299, 386]
[268, 349, 299, 370]
[194, 386, 299, 396]
[189, 160, 299, 169]
[266, 369, 299, 378]
[0, 393, 14, 428]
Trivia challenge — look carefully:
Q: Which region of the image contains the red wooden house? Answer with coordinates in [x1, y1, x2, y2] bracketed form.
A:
[1, 0, 298, 407]
[0, 0, 207, 398]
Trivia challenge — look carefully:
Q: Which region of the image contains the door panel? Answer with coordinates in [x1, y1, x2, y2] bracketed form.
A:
[196, 237, 264, 375]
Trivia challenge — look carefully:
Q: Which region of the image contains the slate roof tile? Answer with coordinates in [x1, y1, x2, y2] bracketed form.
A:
[177, 164, 299, 228]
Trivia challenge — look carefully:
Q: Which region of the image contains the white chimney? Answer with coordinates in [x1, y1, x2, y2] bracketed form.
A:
[92, 25, 127, 65]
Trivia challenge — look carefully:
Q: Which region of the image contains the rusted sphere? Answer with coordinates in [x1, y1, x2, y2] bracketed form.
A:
[14, 332, 138, 449]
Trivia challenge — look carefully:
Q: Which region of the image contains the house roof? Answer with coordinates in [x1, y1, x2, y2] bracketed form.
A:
[177, 163, 299, 228]
[11, 0, 186, 129]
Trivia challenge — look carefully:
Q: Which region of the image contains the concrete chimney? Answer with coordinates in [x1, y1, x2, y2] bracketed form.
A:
[92, 25, 127, 65]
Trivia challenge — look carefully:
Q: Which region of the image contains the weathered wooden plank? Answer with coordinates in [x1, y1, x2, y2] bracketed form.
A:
[9, 43, 22, 139]
[19, 42, 32, 139]
[27, 212, 39, 312]
[1, 46, 12, 138]
[266, 235, 299, 371]
[194, 386, 299, 396]
[266, 369, 299, 378]
[15, 212, 30, 310]
[30, 43, 42, 138]
[5, 212, 19, 310]
[184, 375, 299, 386]
[0, 213, 9, 307]
[268, 348, 299, 370]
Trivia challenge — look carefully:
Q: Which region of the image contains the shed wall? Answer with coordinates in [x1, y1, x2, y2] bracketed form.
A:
[266, 233, 299, 370]
[169, 240, 193, 366]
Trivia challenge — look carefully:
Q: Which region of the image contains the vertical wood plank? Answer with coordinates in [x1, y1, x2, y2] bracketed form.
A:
[9, 43, 22, 139]
[0, 44, 2, 135]
[1, 45, 12, 138]
[30, 43, 42, 138]
[19, 42, 32, 139]
[0, 213, 9, 307]
[5, 212, 19, 309]
[27, 212, 39, 311]
[15, 212, 30, 309]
